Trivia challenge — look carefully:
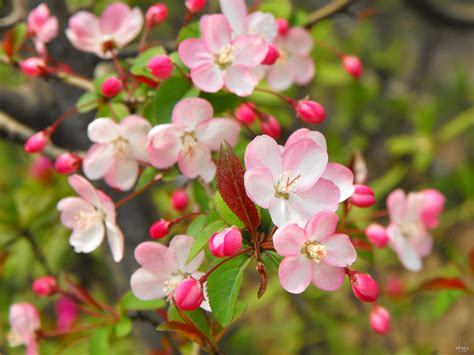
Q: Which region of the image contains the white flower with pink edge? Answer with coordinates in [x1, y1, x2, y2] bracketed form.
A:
[8, 303, 41, 355]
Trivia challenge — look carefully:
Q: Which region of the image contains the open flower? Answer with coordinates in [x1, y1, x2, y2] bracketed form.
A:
[131, 235, 210, 310]
[66, 3, 143, 58]
[266, 27, 315, 91]
[27, 3, 58, 55]
[386, 188, 445, 271]
[57, 175, 124, 262]
[8, 303, 41, 355]
[178, 14, 267, 96]
[83, 116, 151, 191]
[147, 97, 240, 182]
[244, 129, 354, 227]
[273, 211, 357, 293]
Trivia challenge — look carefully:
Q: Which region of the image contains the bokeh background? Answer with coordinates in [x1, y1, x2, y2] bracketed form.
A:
[0, 0, 473, 354]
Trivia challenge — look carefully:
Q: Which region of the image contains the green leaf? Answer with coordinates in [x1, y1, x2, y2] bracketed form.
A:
[261, 250, 282, 272]
[215, 192, 245, 228]
[112, 316, 132, 338]
[192, 180, 210, 212]
[75, 92, 99, 113]
[186, 215, 209, 237]
[207, 254, 251, 326]
[168, 305, 210, 337]
[135, 167, 160, 191]
[260, 0, 292, 18]
[96, 103, 130, 120]
[438, 107, 474, 143]
[177, 22, 200, 42]
[153, 77, 198, 124]
[130, 46, 166, 78]
[187, 220, 228, 263]
[120, 290, 166, 311]
[89, 328, 109, 355]
[200, 92, 243, 114]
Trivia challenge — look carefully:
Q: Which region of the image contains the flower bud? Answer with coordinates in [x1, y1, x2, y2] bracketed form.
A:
[342, 55, 363, 79]
[101, 77, 122, 97]
[351, 184, 376, 208]
[54, 153, 82, 175]
[171, 189, 189, 212]
[24, 131, 48, 154]
[235, 103, 257, 124]
[147, 55, 173, 80]
[185, 0, 206, 14]
[350, 272, 379, 303]
[55, 296, 79, 331]
[149, 219, 170, 239]
[20, 57, 46, 77]
[209, 227, 242, 257]
[385, 275, 405, 298]
[32, 275, 57, 296]
[420, 189, 445, 229]
[365, 224, 389, 248]
[261, 44, 279, 65]
[370, 305, 391, 335]
[296, 100, 326, 124]
[260, 115, 281, 139]
[30, 155, 53, 182]
[174, 278, 203, 311]
[146, 3, 168, 27]
[276, 18, 289, 35]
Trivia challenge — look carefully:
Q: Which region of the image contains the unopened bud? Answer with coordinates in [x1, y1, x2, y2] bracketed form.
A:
[276, 18, 289, 35]
[261, 44, 279, 65]
[171, 189, 189, 212]
[146, 3, 168, 27]
[370, 305, 391, 335]
[54, 153, 81, 175]
[149, 219, 170, 239]
[350, 271, 379, 303]
[260, 115, 281, 139]
[25, 131, 48, 154]
[342, 55, 363, 79]
[147, 55, 173, 80]
[185, 0, 206, 14]
[101, 77, 122, 97]
[174, 278, 203, 311]
[235, 103, 257, 124]
[351, 185, 376, 208]
[365, 224, 389, 248]
[32, 275, 57, 296]
[20, 57, 46, 77]
[209, 227, 242, 257]
[295, 100, 326, 124]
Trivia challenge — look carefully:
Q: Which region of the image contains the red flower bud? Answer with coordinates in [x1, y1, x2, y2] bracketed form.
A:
[171, 189, 189, 212]
[54, 153, 82, 175]
[342, 55, 363, 79]
[32, 275, 57, 296]
[149, 219, 170, 239]
[261, 44, 279, 65]
[276, 18, 289, 35]
[235, 103, 257, 124]
[101, 77, 122, 97]
[24, 131, 48, 154]
[209, 227, 242, 257]
[174, 278, 203, 311]
[351, 184, 376, 208]
[260, 115, 281, 139]
[350, 272, 379, 303]
[146, 3, 168, 27]
[296, 100, 326, 124]
[20, 57, 46, 77]
[370, 305, 391, 335]
[385, 275, 405, 298]
[147, 55, 173, 80]
[185, 0, 206, 14]
[30, 155, 53, 182]
[365, 224, 389, 248]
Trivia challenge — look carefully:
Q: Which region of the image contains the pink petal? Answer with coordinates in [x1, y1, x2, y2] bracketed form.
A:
[245, 12, 278, 42]
[104, 158, 139, 191]
[409, 228, 432, 258]
[244, 134, 282, 178]
[219, 0, 247, 35]
[291, 56, 315, 85]
[268, 197, 308, 228]
[121, 115, 151, 162]
[281, 138, 328, 190]
[266, 62, 293, 91]
[88, 118, 120, 143]
[177, 143, 216, 182]
[200, 14, 232, 53]
[232, 35, 267, 67]
[57, 197, 94, 229]
[114, 8, 143, 48]
[285, 128, 327, 151]
[147, 124, 181, 169]
[387, 226, 422, 271]
[321, 163, 355, 202]
[419, 189, 445, 229]
[179, 39, 214, 69]
[68, 174, 100, 206]
[312, 263, 345, 291]
[273, 223, 306, 257]
[406, 192, 426, 223]
[66, 11, 101, 54]
[105, 220, 124, 262]
[387, 189, 407, 225]
[244, 167, 275, 208]
[130, 268, 167, 300]
[98, 191, 116, 223]
[191, 64, 224, 93]
[83, 143, 115, 180]
[135, 242, 177, 273]
[224, 64, 259, 96]
[305, 211, 340, 243]
[168, 235, 204, 273]
[99, 3, 131, 34]
[284, 27, 313, 56]
[278, 256, 312, 294]
[172, 97, 213, 130]
[293, 178, 340, 222]
[69, 222, 105, 253]
[196, 118, 240, 151]
[323, 234, 357, 267]
[37, 17, 58, 43]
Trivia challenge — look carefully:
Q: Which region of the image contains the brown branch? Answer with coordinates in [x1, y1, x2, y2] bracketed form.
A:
[304, 0, 354, 29]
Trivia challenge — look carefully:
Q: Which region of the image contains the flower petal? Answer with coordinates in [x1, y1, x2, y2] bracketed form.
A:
[285, 128, 327, 151]
[266, 62, 293, 91]
[295, 178, 340, 220]
[278, 256, 312, 294]
[99, 3, 131, 34]
[323, 234, 357, 267]
[268, 197, 307, 228]
[291, 56, 315, 85]
[196, 118, 240, 151]
[245, 12, 277, 42]
[224, 64, 259, 97]
[104, 158, 139, 191]
[68, 174, 100, 206]
[219, 0, 247, 35]
[387, 189, 407, 225]
[87, 118, 120, 143]
[321, 163, 355, 202]
[135, 242, 177, 274]
[233, 35, 267, 67]
[273, 224, 306, 257]
[121, 115, 151, 162]
[200, 14, 232, 53]
[177, 143, 216, 182]
[105, 220, 124, 262]
[387, 226, 422, 271]
[284, 27, 313, 56]
[69, 222, 105, 253]
[244, 167, 275, 209]
[191, 64, 224, 93]
[244, 134, 282, 178]
[66, 11, 101, 54]
[312, 263, 345, 291]
[179, 39, 214, 69]
[130, 268, 167, 300]
[168, 235, 204, 273]
[83, 144, 115, 180]
[114, 8, 143, 48]
[57, 197, 94, 229]
[147, 124, 181, 169]
[305, 211, 339, 242]
[172, 98, 213, 130]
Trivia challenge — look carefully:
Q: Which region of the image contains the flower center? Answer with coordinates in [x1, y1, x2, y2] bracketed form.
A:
[301, 240, 327, 263]
[181, 131, 198, 156]
[399, 222, 423, 238]
[276, 47, 288, 64]
[215, 45, 235, 70]
[74, 210, 104, 230]
[274, 170, 301, 200]
[7, 331, 24, 347]
[112, 136, 130, 158]
[101, 36, 118, 55]
[163, 272, 188, 298]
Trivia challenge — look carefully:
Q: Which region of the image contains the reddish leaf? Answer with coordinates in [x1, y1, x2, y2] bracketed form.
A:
[3, 30, 14, 58]
[257, 262, 268, 299]
[417, 277, 466, 292]
[351, 238, 372, 252]
[469, 248, 474, 278]
[134, 75, 159, 88]
[216, 141, 260, 234]
[157, 321, 207, 348]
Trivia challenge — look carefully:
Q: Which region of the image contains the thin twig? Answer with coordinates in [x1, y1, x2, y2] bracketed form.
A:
[304, 0, 353, 29]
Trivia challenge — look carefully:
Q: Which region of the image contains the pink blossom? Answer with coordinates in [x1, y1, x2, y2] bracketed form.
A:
[8, 303, 40, 355]
[130, 235, 209, 311]
[147, 98, 240, 182]
[386, 189, 444, 271]
[27, 3, 58, 54]
[83, 116, 151, 191]
[66, 3, 143, 59]
[55, 296, 79, 331]
[178, 15, 267, 96]
[244, 129, 354, 227]
[273, 211, 357, 293]
[57, 175, 124, 262]
[266, 27, 315, 91]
